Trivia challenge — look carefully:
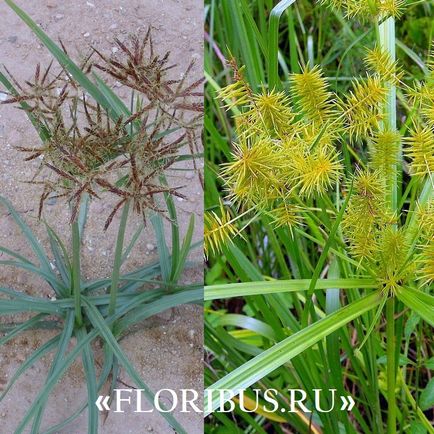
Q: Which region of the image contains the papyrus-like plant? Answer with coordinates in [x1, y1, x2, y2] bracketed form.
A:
[204, 1, 433, 433]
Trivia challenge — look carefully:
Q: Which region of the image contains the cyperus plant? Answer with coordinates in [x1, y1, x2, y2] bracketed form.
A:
[204, 0, 433, 433]
[0, 1, 202, 433]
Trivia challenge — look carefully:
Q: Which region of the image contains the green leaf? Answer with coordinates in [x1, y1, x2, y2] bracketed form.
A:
[420, 378, 434, 411]
[425, 357, 434, 370]
[0, 314, 48, 346]
[205, 278, 377, 300]
[216, 314, 276, 341]
[205, 291, 382, 414]
[0, 196, 52, 274]
[268, 0, 297, 89]
[0, 335, 60, 402]
[171, 215, 195, 282]
[31, 311, 75, 433]
[397, 287, 434, 327]
[4, 0, 117, 120]
[116, 288, 202, 332]
[150, 212, 171, 283]
[82, 298, 188, 434]
[77, 328, 99, 434]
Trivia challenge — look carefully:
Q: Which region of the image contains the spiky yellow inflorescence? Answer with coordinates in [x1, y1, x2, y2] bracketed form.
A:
[269, 203, 303, 234]
[404, 125, 434, 177]
[417, 240, 434, 286]
[204, 203, 239, 258]
[416, 200, 434, 240]
[221, 137, 284, 208]
[241, 89, 294, 136]
[342, 169, 420, 292]
[342, 170, 390, 261]
[218, 65, 252, 111]
[317, 0, 406, 20]
[339, 76, 387, 141]
[364, 45, 402, 85]
[292, 145, 343, 198]
[211, 51, 432, 295]
[370, 129, 401, 179]
[290, 65, 336, 122]
[376, 227, 411, 287]
[378, 0, 406, 19]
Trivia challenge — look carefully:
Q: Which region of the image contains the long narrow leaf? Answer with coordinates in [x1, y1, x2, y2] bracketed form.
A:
[204, 291, 382, 414]
[205, 278, 377, 300]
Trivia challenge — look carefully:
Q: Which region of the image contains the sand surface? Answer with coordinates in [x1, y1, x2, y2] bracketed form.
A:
[0, 0, 203, 432]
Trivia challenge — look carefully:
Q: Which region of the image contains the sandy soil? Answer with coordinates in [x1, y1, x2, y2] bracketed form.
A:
[0, 0, 203, 432]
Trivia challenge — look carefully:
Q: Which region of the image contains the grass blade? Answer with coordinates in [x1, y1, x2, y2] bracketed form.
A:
[205, 278, 377, 300]
[205, 291, 382, 414]
[82, 298, 189, 434]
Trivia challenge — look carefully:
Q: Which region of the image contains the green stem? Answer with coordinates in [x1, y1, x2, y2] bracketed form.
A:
[72, 220, 83, 326]
[108, 200, 130, 317]
[386, 298, 396, 434]
[378, 16, 398, 434]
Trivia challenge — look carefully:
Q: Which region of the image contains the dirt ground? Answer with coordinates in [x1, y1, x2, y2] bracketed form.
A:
[0, 0, 203, 432]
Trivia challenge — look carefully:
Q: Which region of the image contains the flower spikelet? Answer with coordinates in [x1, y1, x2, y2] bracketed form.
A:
[340, 76, 387, 141]
[290, 65, 335, 122]
[293, 145, 343, 198]
[204, 202, 239, 258]
[342, 170, 389, 260]
[269, 203, 303, 234]
[370, 129, 401, 179]
[404, 125, 434, 177]
[364, 45, 402, 84]
[417, 240, 434, 286]
[221, 137, 283, 207]
[242, 89, 294, 136]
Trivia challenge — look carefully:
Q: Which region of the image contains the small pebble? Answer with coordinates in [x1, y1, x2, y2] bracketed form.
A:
[47, 196, 57, 206]
[83, 32, 91, 38]
[54, 14, 64, 21]
[109, 23, 118, 30]
[86, 1, 95, 7]
[0, 93, 7, 102]
[185, 171, 195, 180]
[111, 47, 119, 54]
[146, 243, 155, 251]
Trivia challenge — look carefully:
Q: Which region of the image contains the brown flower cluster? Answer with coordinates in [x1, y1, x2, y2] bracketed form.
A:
[1, 29, 203, 229]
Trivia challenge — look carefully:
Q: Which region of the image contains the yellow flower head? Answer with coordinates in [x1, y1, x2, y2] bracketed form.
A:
[242, 89, 294, 135]
[293, 145, 343, 198]
[204, 203, 239, 258]
[417, 240, 434, 287]
[221, 137, 283, 207]
[404, 125, 434, 177]
[269, 203, 303, 234]
[290, 65, 335, 122]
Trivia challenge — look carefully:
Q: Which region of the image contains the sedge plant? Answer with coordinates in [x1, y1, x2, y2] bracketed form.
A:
[205, 0, 433, 433]
[0, 1, 203, 433]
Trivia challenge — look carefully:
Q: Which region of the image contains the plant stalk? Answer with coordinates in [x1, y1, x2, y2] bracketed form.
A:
[72, 220, 83, 326]
[108, 200, 130, 317]
[386, 297, 396, 434]
[379, 16, 398, 434]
